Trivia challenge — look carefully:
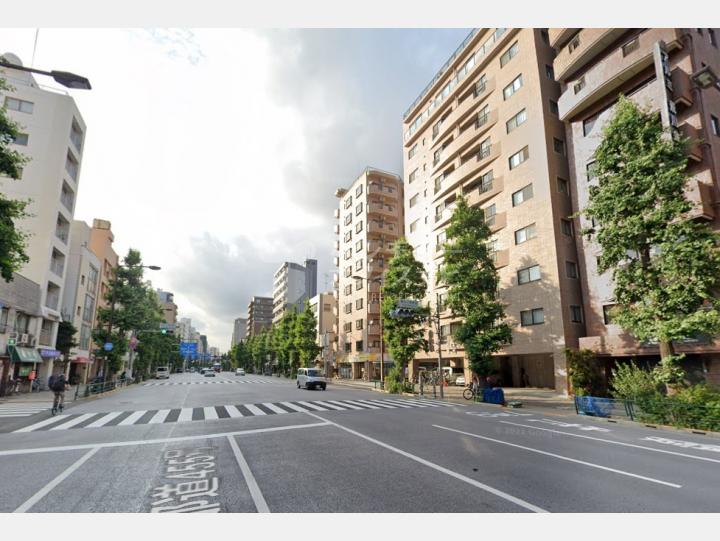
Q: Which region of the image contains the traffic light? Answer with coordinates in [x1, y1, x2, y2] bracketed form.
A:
[161, 329, 167, 335]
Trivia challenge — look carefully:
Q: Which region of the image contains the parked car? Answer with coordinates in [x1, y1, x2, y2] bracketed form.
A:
[455, 375, 466, 386]
[203, 370, 216, 377]
[155, 366, 170, 379]
[297, 367, 326, 390]
[235, 368, 245, 376]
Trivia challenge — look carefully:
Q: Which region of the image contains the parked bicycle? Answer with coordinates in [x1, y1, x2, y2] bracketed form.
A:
[463, 383, 480, 401]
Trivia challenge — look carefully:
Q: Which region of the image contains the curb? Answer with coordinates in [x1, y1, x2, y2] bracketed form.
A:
[577, 412, 720, 439]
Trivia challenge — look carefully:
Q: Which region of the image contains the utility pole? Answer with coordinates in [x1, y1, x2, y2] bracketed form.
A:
[435, 292, 444, 399]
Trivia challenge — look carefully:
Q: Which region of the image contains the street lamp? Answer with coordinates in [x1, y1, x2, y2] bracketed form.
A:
[103, 263, 161, 381]
[352, 274, 384, 387]
[0, 56, 92, 90]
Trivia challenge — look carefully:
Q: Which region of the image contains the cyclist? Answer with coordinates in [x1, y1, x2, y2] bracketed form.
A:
[51, 373, 69, 414]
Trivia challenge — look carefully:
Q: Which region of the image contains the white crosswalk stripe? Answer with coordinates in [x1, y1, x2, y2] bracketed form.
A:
[11, 397, 456, 432]
[0, 403, 50, 417]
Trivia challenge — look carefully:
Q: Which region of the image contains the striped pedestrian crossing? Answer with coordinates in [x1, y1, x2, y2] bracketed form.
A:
[12, 397, 460, 432]
[143, 378, 285, 387]
[0, 403, 51, 418]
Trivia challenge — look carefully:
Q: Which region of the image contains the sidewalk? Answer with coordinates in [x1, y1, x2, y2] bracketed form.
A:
[0, 389, 55, 404]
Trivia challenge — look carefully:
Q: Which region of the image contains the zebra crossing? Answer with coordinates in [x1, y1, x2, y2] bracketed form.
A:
[143, 378, 285, 387]
[0, 402, 49, 418]
[13, 397, 460, 432]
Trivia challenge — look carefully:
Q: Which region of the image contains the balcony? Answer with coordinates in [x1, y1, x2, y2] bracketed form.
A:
[486, 211, 507, 233]
[367, 241, 393, 256]
[55, 225, 69, 244]
[60, 190, 75, 213]
[367, 220, 399, 236]
[687, 180, 716, 221]
[334, 240, 340, 251]
[367, 202, 397, 218]
[553, 28, 627, 82]
[432, 109, 498, 176]
[333, 224, 340, 234]
[333, 256, 340, 267]
[433, 77, 496, 144]
[490, 249, 509, 269]
[549, 28, 579, 49]
[368, 183, 399, 198]
[368, 281, 381, 294]
[671, 68, 693, 108]
[465, 175, 504, 209]
[680, 123, 703, 162]
[367, 303, 380, 315]
[558, 28, 682, 122]
[433, 204, 457, 230]
[50, 259, 64, 277]
[434, 143, 501, 202]
[333, 208, 340, 219]
[367, 263, 385, 276]
[367, 323, 381, 336]
[45, 292, 60, 311]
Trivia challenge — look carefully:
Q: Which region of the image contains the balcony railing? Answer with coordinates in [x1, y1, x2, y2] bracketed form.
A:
[45, 292, 60, 310]
[50, 259, 65, 277]
[55, 227, 69, 244]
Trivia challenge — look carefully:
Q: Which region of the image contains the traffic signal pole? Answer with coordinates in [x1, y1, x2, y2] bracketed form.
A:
[435, 293, 444, 399]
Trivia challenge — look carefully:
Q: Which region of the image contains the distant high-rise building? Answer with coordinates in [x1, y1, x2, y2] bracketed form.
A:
[271, 259, 318, 323]
[231, 317, 247, 347]
[309, 292, 336, 376]
[247, 296, 273, 337]
[155, 289, 178, 325]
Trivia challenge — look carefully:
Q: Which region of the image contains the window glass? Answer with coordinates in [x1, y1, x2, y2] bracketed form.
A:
[512, 184, 533, 206]
[503, 74, 523, 100]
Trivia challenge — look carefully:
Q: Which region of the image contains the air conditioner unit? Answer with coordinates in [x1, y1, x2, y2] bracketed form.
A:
[27, 334, 37, 347]
[20, 333, 30, 345]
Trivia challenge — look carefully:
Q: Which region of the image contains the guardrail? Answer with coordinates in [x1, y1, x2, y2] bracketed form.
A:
[73, 379, 132, 401]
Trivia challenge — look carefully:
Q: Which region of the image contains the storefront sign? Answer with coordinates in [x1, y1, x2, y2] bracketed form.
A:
[39, 348, 61, 358]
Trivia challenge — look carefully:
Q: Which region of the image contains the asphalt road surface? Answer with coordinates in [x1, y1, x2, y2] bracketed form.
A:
[1, 371, 719, 513]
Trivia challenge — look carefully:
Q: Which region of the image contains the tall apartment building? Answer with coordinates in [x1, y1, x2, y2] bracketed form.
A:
[176, 318, 192, 341]
[550, 28, 720, 385]
[60, 220, 101, 384]
[247, 296, 273, 337]
[156, 289, 178, 325]
[403, 28, 584, 391]
[309, 292, 336, 375]
[271, 259, 318, 323]
[231, 317, 247, 346]
[1, 52, 87, 384]
[333, 167, 403, 380]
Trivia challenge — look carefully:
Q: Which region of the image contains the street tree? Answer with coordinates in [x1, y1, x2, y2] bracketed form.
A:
[0, 76, 30, 282]
[582, 97, 720, 385]
[440, 196, 512, 378]
[55, 320, 78, 371]
[381, 238, 429, 379]
[294, 301, 321, 368]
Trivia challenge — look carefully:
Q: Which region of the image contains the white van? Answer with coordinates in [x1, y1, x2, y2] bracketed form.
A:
[155, 366, 170, 379]
[296, 368, 326, 391]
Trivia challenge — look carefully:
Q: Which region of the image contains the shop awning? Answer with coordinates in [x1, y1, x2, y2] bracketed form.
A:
[71, 357, 93, 364]
[9, 346, 43, 363]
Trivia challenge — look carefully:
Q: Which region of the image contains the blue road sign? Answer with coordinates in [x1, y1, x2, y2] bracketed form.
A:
[103, 342, 113, 352]
[180, 341, 198, 357]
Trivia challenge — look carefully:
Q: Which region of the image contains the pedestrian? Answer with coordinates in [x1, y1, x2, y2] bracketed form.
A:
[520, 367, 530, 388]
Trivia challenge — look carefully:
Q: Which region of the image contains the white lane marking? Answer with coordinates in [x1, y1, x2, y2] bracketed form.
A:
[147, 409, 171, 425]
[14, 415, 71, 433]
[373, 399, 413, 408]
[499, 421, 720, 464]
[261, 403, 288, 414]
[118, 410, 148, 426]
[434, 424, 681, 488]
[225, 405, 245, 418]
[0, 422, 332, 457]
[303, 412, 547, 513]
[328, 400, 363, 410]
[244, 404, 267, 416]
[227, 436, 270, 513]
[14, 447, 100, 513]
[48, 413, 96, 431]
[312, 401, 346, 411]
[85, 412, 124, 428]
[342, 399, 381, 410]
[177, 408, 194, 422]
[392, 399, 436, 407]
[359, 400, 397, 409]
[296, 401, 328, 411]
[203, 407, 219, 420]
[280, 401, 309, 413]
[642, 436, 720, 454]
[421, 398, 467, 407]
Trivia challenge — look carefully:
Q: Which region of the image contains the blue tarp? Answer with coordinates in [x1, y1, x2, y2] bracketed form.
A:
[482, 387, 505, 405]
[575, 396, 613, 417]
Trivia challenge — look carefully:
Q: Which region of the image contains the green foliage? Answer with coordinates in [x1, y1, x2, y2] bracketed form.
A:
[381, 238, 429, 377]
[384, 365, 413, 394]
[55, 321, 79, 360]
[0, 75, 31, 282]
[440, 196, 512, 377]
[582, 97, 720, 360]
[294, 302, 321, 369]
[566, 348, 603, 396]
[611, 361, 663, 401]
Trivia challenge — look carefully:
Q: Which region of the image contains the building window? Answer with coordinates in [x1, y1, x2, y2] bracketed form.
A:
[520, 308, 545, 326]
[344, 248, 352, 260]
[710, 29, 718, 47]
[483, 203, 496, 226]
[565, 261, 579, 279]
[561, 218, 574, 237]
[355, 221, 363, 233]
[408, 144, 418, 159]
[503, 74, 523, 100]
[432, 120, 441, 139]
[80, 324, 91, 350]
[568, 33, 581, 53]
[356, 319, 364, 330]
[344, 266, 352, 278]
[409, 219, 418, 233]
[344, 231, 352, 242]
[344, 196, 352, 210]
[344, 342, 352, 352]
[512, 184, 533, 207]
[553, 138, 566, 155]
[549, 100, 559, 115]
[545, 64, 554, 80]
[409, 194, 419, 208]
[508, 146, 529, 169]
[344, 284, 352, 296]
[517, 264, 541, 285]
[583, 115, 597, 136]
[711, 115, 720, 136]
[356, 184, 363, 197]
[514, 223, 537, 244]
[409, 169, 418, 183]
[570, 305, 583, 323]
[4, 97, 34, 114]
[355, 278, 364, 290]
[82, 294, 95, 323]
[355, 259, 363, 271]
[500, 41, 519, 67]
[343, 322, 352, 333]
[622, 37, 640, 57]
[603, 304, 616, 325]
[586, 161, 598, 182]
[573, 76, 586, 94]
[557, 177, 569, 195]
[12, 133, 29, 146]
[355, 202, 363, 216]
[355, 340, 364, 352]
[356, 239, 363, 252]
[355, 298, 364, 310]
[506, 109, 527, 133]
[344, 214, 352, 226]
[344, 303, 352, 314]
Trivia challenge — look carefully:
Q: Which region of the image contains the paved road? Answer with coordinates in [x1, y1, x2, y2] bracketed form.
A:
[1, 371, 719, 513]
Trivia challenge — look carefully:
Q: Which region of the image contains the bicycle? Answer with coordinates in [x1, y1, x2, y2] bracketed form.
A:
[51, 391, 66, 415]
[463, 384, 480, 401]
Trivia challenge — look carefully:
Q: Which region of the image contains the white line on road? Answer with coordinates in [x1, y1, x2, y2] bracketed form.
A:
[14, 447, 100, 512]
[50, 413, 96, 431]
[296, 401, 328, 411]
[312, 401, 347, 411]
[302, 412, 546, 513]
[227, 436, 270, 513]
[224, 405, 245, 418]
[374, 399, 413, 408]
[14, 415, 71, 432]
[203, 407, 219, 420]
[327, 400, 363, 410]
[261, 402, 288, 414]
[147, 409, 171, 424]
[0, 422, 332, 457]
[178, 408, 194, 422]
[280, 401, 309, 413]
[118, 410, 148, 426]
[499, 421, 720, 464]
[342, 399, 381, 409]
[433, 424, 682, 488]
[243, 404, 267, 416]
[86, 411, 124, 428]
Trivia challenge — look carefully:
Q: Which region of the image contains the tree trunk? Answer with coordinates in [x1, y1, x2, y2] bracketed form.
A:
[659, 339, 679, 396]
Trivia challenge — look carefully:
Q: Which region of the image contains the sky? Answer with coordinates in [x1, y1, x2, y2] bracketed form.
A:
[1, 28, 470, 350]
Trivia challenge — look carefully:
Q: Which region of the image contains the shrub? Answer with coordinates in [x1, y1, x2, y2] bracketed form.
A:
[610, 360, 662, 401]
[567, 348, 604, 396]
[385, 366, 413, 394]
